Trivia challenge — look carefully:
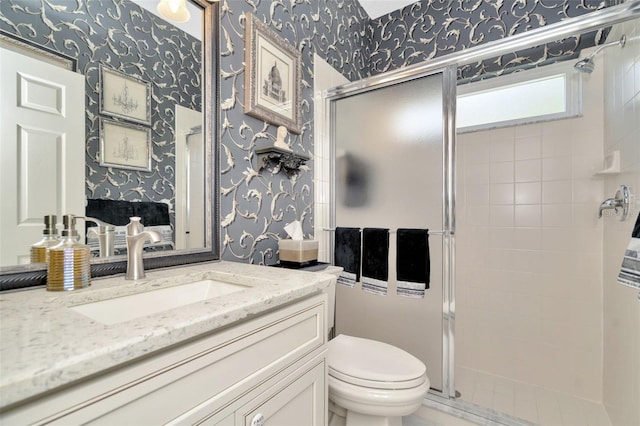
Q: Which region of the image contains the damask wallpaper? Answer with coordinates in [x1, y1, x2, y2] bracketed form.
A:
[0, 0, 202, 228]
[218, 1, 368, 264]
[365, 0, 612, 79]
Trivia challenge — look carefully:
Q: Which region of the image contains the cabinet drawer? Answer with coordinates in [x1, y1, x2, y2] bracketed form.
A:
[184, 351, 326, 425]
[2, 294, 326, 425]
[238, 359, 326, 426]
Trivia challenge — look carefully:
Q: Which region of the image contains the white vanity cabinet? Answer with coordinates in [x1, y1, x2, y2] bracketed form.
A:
[0, 293, 327, 425]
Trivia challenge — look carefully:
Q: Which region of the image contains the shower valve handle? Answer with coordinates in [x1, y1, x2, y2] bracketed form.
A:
[598, 198, 622, 218]
[598, 185, 631, 221]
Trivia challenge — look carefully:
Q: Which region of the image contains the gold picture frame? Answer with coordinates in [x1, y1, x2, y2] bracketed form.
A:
[244, 14, 302, 134]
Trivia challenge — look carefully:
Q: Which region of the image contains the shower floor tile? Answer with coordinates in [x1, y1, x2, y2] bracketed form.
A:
[456, 367, 612, 426]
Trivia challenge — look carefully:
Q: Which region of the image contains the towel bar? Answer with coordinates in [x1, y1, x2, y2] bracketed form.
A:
[321, 228, 450, 236]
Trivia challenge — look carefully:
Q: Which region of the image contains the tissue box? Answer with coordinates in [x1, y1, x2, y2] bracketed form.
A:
[279, 239, 319, 266]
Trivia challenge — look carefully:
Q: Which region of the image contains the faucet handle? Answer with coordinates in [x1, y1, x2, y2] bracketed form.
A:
[126, 216, 144, 237]
[85, 216, 108, 227]
[84, 217, 115, 233]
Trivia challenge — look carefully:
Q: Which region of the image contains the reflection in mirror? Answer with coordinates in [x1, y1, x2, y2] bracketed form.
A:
[0, 0, 219, 290]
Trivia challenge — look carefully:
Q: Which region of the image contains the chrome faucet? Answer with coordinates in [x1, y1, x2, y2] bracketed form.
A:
[125, 216, 162, 280]
[85, 217, 115, 257]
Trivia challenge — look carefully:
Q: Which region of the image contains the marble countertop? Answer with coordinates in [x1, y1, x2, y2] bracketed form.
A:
[0, 261, 336, 409]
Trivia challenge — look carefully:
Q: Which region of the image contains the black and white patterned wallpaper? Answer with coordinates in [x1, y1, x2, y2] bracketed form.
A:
[218, 0, 368, 264]
[0, 0, 202, 228]
[365, 0, 611, 79]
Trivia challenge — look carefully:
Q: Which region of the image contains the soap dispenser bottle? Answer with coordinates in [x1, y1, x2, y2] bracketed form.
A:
[30, 215, 59, 263]
[47, 215, 91, 291]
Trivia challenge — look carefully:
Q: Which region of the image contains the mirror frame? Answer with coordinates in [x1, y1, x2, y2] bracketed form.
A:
[0, 0, 220, 291]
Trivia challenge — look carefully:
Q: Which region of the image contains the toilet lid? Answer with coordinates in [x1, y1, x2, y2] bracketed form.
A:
[328, 334, 427, 390]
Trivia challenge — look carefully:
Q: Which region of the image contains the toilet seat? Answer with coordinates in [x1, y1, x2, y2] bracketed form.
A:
[328, 334, 427, 390]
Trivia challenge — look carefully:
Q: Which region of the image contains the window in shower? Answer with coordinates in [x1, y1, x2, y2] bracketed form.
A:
[457, 61, 582, 133]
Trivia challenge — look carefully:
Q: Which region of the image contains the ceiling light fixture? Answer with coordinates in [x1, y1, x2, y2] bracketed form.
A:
[157, 0, 190, 23]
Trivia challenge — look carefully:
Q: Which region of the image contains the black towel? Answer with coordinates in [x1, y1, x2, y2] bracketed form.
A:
[334, 227, 361, 287]
[133, 202, 171, 226]
[396, 228, 430, 298]
[86, 199, 170, 227]
[86, 199, 134, 226]
[618, 211, 640, 290]
[361, 228, 389, 295]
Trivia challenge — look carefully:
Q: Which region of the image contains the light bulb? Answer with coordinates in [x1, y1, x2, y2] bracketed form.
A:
[157, 0, 190, 23]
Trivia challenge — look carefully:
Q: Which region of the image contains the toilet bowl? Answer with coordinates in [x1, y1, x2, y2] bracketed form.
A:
[317, 266, 430, 425]
[327, 334, 430, 426]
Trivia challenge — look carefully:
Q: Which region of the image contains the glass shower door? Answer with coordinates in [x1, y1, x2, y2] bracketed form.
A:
[330, 67, 456, 394]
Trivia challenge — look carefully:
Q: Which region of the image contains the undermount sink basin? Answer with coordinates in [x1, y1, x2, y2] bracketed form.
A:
[70, 279, 248, 325]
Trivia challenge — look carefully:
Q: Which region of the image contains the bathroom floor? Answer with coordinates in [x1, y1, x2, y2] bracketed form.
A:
[403, 406, 478, 426]
[455, 367, 612, 426]
[403, 414, 438, 426]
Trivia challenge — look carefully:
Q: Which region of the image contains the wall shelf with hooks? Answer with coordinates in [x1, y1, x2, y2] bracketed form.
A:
[255, 146, 310, 176]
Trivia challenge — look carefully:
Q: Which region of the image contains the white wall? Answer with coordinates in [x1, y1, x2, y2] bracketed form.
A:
[313, 53, 349, 262]
[455, 57, 606, 401]
[602, 19, 640, 426]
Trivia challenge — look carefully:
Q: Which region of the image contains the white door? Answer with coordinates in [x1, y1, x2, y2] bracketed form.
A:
[175, 105, 204, 250]
[187, 129, 205, 248]
[0, 47, 85, 266]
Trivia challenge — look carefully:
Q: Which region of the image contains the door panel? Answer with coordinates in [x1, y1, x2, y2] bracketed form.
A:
[0, 47, 85, 266]
[174, 105, 204, 250]
[18, 127, 63, 224]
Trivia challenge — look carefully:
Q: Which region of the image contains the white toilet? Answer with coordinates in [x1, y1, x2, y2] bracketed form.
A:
[322, 267, 430, 426]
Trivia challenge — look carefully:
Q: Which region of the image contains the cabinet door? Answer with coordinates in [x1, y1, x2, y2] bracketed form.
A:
[211, 413, 235, 426]
[238, 360, 326, 426]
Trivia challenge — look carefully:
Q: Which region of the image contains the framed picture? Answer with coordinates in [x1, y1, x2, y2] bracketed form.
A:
[99, 64, 151, 125]
[244, 14, 302, 134]
[99, 118, 152, 172]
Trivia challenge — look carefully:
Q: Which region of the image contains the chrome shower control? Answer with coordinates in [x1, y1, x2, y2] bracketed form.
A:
[598, 184, 631, 221]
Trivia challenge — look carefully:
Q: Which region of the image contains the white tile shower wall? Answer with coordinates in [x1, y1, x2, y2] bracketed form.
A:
[602, 19, 640, 426]
[313, 54, 349, 262]
[456, 59, 605, 401]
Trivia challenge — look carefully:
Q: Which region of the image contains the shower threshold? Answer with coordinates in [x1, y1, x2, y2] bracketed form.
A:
[424, 392, 535, 426]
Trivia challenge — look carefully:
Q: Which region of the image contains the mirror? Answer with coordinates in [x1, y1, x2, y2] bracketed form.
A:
[0, 0, 219, 290]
